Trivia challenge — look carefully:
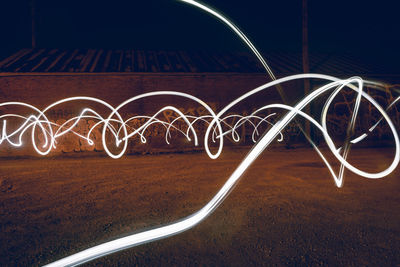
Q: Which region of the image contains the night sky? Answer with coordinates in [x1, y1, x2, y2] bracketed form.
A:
[1, 0, 399, 70]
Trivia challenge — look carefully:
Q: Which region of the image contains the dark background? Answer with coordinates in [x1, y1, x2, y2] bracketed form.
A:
[1, 0, 399, 70]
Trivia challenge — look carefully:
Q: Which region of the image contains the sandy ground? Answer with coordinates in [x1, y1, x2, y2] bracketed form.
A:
[0, 146, 399, 266]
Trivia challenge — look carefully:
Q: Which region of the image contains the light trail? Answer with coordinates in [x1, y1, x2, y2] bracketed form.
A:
[0, 1, 398, 266]
[179, 0, 277, 82]
[0, 74, 398, 266]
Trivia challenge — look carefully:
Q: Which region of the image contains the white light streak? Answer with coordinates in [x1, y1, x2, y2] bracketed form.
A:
[1, 1, 397, 266]
[1, 74, 398, 267]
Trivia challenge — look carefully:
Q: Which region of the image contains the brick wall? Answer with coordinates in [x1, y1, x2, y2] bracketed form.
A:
[0, 73, 296, 157]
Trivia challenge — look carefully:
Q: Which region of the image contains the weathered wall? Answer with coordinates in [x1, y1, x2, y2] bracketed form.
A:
[1, 73, 397, 157]
[0, 73, 275, 106]
[0, 73, 291, 157]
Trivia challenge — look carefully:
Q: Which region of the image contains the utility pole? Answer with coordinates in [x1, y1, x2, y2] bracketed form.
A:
[30, 0, 36, 48]
[302, 0, 311, 138]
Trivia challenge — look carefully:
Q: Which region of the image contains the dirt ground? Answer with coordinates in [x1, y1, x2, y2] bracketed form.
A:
[0, 146, 399, 266]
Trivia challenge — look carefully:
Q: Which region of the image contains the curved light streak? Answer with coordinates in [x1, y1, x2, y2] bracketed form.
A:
[0, 74, 398, 266]
[176, 0, 364, 187]
[0, 1, 397, 266]
[179, 0, 276, 81]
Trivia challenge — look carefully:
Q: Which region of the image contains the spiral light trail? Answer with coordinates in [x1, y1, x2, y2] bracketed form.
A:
[0, 74, 398, 266]
[0, 1, 398, 266]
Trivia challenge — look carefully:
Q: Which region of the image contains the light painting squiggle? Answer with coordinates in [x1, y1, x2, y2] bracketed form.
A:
[1, 0, 398, 266]
[2, 74, 399, 267]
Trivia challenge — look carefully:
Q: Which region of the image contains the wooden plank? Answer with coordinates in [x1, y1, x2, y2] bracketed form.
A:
[59, 49, 79, 72]
[240, 52, 264, 72]
[107, 50, 119, 72]
[189, 52, 208, 72]
[131, 50, 134, 72]
[147, 51, 160, 72]
[277, 53, 302, 72]
[89, 50, 103, 72]
[44, 50, 67, 72]
[31, 49, 58, 72]
[123, 49, 131, 72]
[137, 51, 146, 71]
[169, 51, 188, 72]
[202, 52, 223, 72]
[69, 49, 86, 72]
[265, 54, 295, 74]
[117, 50, 124, 72]
[79, 49, 96, 72]
[222, 52, 241, 71]
[178, 51, 197, 72]
[157, 51, 171, 71]
[78, 49, 90, 71]
[211, 53, 230, 71]
[0, 49, 28, 68]
[4, 49, 33, 69]
[14, 49, 45, 72]
[101, 50, 112, 72]
[234, 52, 260, 72]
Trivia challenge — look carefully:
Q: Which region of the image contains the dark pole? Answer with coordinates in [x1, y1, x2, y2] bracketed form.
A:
[30, 0, 36, 48]
[302, 0, 311, 138]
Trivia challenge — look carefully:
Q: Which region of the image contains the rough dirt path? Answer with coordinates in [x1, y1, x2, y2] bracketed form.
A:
[1, 147, 399, 266]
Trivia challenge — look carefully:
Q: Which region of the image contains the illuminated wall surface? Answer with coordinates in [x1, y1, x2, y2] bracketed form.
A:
[1, 55, 399, 157]
[0, 0, 399, 266]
